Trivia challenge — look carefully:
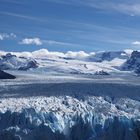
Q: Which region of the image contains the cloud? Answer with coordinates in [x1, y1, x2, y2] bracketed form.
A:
[43, 40, 73, 46]
[31, 49, 89, 60]
[20, 38, 42, 46]
[19, 38, 74, 47]
[1, 0, 24, 5]
[78, 1, 140, 16]
[0, 33, 16, 40]
[110, 3, 140, 16]
[0, 49, 134, 62]
[0, 11, 40, 21]
[32, 49, 65, 58]
[132, 41, 140, 45]
[65, 51, 89, 59]
[46, 0, 140, 16]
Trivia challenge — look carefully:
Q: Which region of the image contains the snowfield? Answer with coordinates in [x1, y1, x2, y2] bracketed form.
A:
[0, 49, 140, 140]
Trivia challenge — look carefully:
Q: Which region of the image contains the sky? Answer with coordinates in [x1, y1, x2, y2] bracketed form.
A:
[0, 0, 140, 52]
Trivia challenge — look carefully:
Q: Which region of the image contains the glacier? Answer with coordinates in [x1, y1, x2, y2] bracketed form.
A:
[0, 49, 140, 140]
[0, 79, 140, 140]
[0, 96, 139, 140]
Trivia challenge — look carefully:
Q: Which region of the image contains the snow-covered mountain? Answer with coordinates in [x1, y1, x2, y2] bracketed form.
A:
[0, 53, 38, 70]
[88, 51, 129, 62]
[122, 51, 140, 74]
[0, 49, 133, 75]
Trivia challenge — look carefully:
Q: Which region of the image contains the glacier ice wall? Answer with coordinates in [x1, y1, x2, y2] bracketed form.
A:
[0, 96, 139, 140]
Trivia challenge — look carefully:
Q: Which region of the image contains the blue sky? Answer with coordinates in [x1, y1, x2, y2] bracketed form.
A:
[0, 0, 140, 52]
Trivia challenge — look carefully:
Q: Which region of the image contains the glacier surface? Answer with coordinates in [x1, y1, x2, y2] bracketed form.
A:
[0, 96, 140, 140]
[0, 78, 140, 140]
[0, 49, 140, 140]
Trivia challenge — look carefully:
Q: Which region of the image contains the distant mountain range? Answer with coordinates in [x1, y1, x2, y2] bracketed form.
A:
[1, 49, 140, 78]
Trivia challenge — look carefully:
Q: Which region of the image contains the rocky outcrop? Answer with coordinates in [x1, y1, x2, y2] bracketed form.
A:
[0, 70, 16, 79]
[18, 60, 38, 71]
[122, 51, 140, 74]
[94, 70, 110, 75]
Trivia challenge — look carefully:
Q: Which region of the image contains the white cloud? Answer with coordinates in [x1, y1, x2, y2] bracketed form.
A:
[43, 40, 73, 46]
[15, 49, 88, 59]
[0, 49, 134, 61]
[19, 37, 77, 47]
[32, 49, 65, 58]
[0, 11, 40, 21]
[0, 33, 16, 40]
[0, 50, 7, 56]
[65, 51, 89, 59]
[20, 38, 42, 46]
[32, 49, 49, 57]
[82, 1, 140, 16]
[0, 35, 4, 40]
[112, 3, 140, 16]
[132, 41, 140, 45]
[81, 1, 140, 16]
[49, 0, 140, 16]
[31, 49, 89, 59]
